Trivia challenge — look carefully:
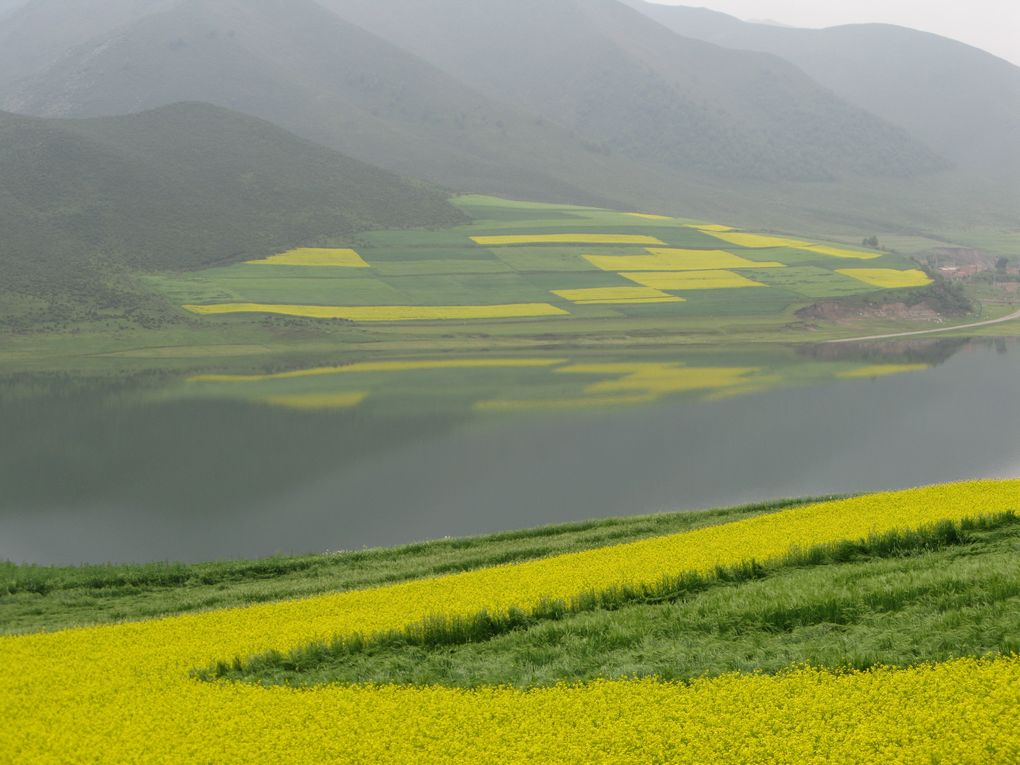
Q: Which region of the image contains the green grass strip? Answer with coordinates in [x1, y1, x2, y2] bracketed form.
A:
[209, 513, 1020, 687]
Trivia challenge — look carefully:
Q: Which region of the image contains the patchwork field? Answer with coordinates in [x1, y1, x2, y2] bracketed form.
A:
[3, 481, 1018, 763]
[148, 195, 932, 327]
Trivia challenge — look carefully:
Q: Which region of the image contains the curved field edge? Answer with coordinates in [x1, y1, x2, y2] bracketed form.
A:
[212, 514, 1020, 688]
[1, 497, 811, 635]
[1, 481, 1018, 763]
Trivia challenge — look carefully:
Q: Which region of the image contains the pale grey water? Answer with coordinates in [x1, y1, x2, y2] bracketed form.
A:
[1, 340, 1018, 565]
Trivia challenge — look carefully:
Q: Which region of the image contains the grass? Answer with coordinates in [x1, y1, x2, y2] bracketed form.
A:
[0, 498, 812, 635]
[212, 514, 1020, 689]
[149, 196, 933, 327]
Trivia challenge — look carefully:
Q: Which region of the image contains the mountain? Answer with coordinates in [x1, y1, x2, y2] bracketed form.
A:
[318, 0, 946, 182]
[0, 102, 464, 326]
[0, 0, 649, 207]
[0, 0, 174, 89]
[620, 0, 1020, 175]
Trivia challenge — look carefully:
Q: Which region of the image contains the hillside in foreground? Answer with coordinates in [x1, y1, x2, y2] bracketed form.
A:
[2, 480, 1018, 762]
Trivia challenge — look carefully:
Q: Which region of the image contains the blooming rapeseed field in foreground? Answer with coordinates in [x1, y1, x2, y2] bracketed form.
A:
[2, 481, 1018, 763]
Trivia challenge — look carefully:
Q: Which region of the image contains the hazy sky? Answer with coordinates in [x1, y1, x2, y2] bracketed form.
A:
[656, 1, 1020, 66]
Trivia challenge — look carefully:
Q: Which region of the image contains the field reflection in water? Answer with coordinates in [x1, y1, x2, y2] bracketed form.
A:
[0, 338, 1017, 564]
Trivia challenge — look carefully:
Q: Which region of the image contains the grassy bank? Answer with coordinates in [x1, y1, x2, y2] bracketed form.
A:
[0, 498, 810, 634]
[222, 515, 1019, 688]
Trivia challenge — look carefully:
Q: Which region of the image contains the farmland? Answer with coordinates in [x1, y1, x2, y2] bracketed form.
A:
[2, 481, 1019, 763]
[147, 194, 934, 330]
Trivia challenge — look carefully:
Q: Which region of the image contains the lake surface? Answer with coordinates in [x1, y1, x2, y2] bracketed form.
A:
[1, 339, 1018, 565]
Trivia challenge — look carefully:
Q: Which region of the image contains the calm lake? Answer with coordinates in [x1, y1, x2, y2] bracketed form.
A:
[2, 338, 1018, 565]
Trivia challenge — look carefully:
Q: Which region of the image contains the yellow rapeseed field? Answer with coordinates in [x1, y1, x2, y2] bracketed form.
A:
[182, 303, 570, 321]
[3, 481, 1018, 763]
[551, 287, 684, 305]
[557, 363, 757, 397]
[472, 234, 666, 246]
[245, 248, 370, 268]
[838, 364, 931, 379]
[622, 270, 768, 290]
[836, 269, 934, 289]
[189, 358, 567, 383]
[585, 249, 784, 272]
[707, 232, 882, 260]
[625, 212, 673, 221]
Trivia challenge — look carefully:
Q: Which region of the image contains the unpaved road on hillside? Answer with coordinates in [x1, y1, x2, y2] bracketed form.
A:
[826, 308, 1020, 344]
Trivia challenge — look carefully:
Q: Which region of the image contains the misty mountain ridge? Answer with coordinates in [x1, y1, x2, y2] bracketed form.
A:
[622, 0, 1020, 175]
[2, 0, 948, 191]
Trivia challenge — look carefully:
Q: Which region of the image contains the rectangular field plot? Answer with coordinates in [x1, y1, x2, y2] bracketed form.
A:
[179, 275, 408, 306]
[385, 273, 549, 304]
[623, 270, 768, 290]
[371, 260, 513, 277]
[743, 267, 875, 298]
[552, 287, 684, 305]
[708, 231, 882, 260]
[835, 269, 934, 289]
[586, 249, 784, 272]
[472, 234, 666, 246]
[246, 248, 368, 268]
[182, 303, 570, 321]
[490, 247, 603, 273]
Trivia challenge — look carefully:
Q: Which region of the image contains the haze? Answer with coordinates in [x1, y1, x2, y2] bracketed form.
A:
[657, 0, 1020, 66]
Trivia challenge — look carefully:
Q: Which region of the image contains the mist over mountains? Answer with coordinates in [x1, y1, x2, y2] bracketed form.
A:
[0, 0, 1017, 243]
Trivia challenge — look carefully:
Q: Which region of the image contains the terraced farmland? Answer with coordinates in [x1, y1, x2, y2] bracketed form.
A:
[148, 195, 932, 326]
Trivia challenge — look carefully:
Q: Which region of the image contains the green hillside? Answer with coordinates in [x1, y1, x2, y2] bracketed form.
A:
[0, 103, 465, 328]
[623, 0, 1020, 176]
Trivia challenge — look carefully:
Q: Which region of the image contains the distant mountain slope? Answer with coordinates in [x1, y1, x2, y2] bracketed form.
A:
[621, 0, 1020, 175]
[0, 103, 465, 324]
[319, 0, 946, 182]
[0, 0, 174, 89]
[0, 0, 650, 206]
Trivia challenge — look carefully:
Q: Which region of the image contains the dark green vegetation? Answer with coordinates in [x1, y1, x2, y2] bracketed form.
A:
[0, 498, 808, 634]
[0, 103, 463, 329]
[213, 514, 1020, 689]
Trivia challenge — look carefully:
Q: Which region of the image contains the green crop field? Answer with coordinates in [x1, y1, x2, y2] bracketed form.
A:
[145, 195, 931, 326]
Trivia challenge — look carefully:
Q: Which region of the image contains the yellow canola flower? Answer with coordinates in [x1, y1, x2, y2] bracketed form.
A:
[622, 270, 768, 290]
[557, 363, 757, 397]
[245, 248, 369, 268]
[625, 212, 673, 221]
[189, 358, 567, 383]
[686, 223, 736, 232]
[838, 364, 931, 380]
[835, 269, 934, 289]
[708, 231, 882, 260]
[182, 303, 569, 321]
[551, 287, 684, 305]
[2, 481, 1018, 764]
[585, 249, 784, 272]
[260, 392, 368, 411]
[472, 234, 666, 246]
